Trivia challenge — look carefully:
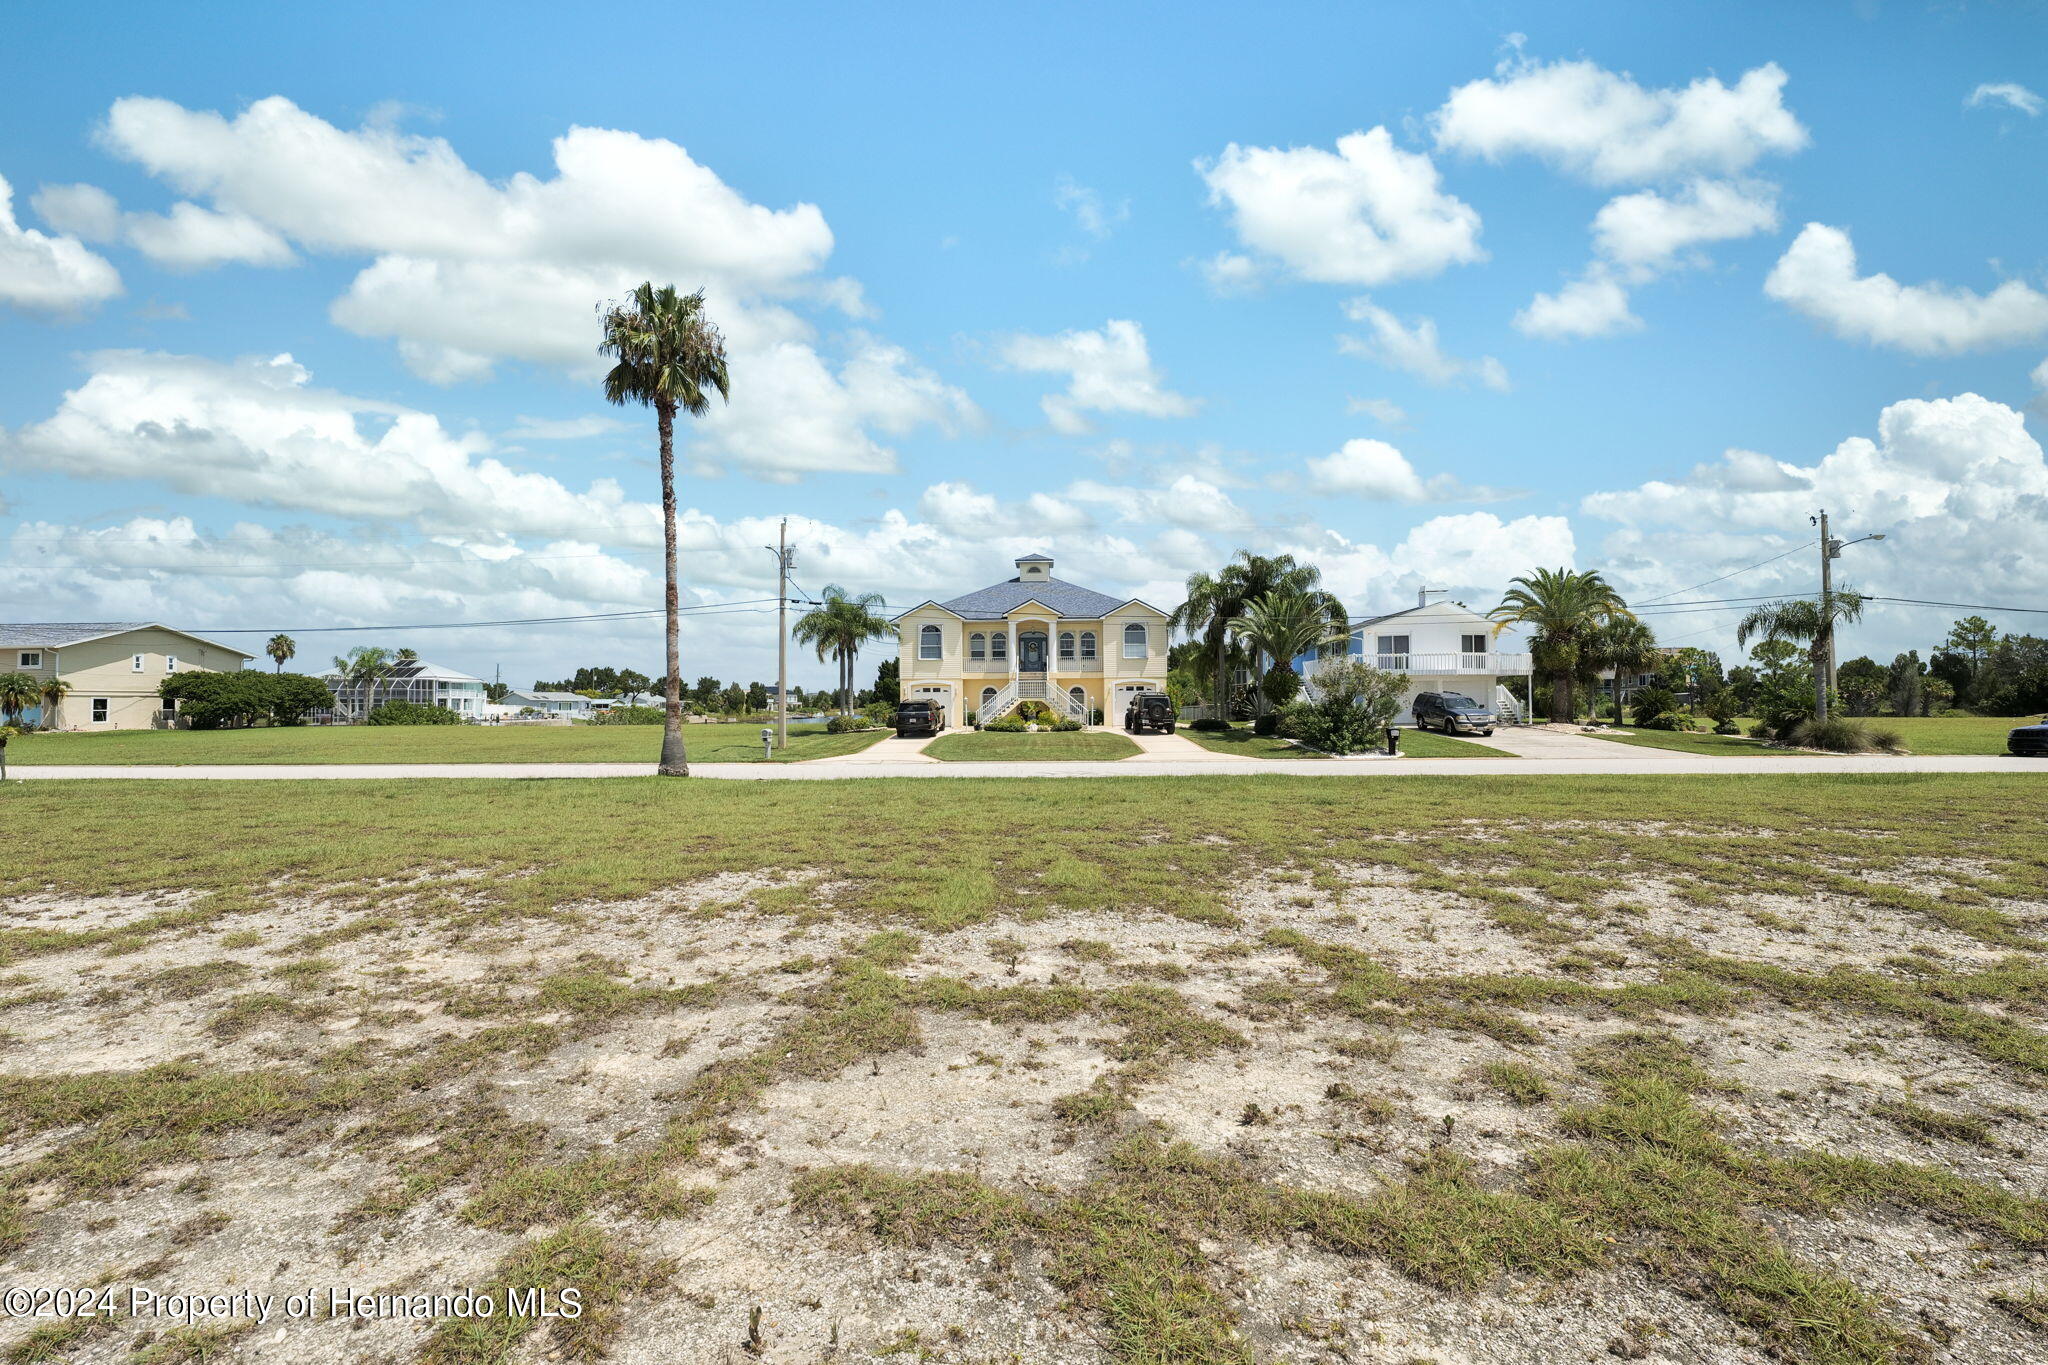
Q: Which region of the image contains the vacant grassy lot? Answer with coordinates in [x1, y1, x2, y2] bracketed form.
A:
[5, 720, 890, 765]
[1, 775, 2044, 1364]
[924, 730, 1142, 761]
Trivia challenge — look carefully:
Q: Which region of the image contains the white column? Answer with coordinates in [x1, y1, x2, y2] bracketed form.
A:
[1008, 621, 1018, 675]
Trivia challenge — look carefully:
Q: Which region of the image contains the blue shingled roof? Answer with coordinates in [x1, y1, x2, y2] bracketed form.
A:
[936, 575, 1128, 620]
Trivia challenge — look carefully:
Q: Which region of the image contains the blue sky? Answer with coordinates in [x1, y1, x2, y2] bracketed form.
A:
[3, 1, 2046, 689]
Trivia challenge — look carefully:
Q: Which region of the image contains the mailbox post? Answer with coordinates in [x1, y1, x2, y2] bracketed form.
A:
[761, 726, 774, 761]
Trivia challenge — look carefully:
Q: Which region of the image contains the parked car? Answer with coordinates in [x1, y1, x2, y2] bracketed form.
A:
[2008, 716, 2048, 757]
[1411, 691, 1496, 736]
[893, 699, 947, 737]
[1123, 691, 1176, 735]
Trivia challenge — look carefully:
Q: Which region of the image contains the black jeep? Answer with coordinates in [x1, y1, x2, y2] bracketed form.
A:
[894, 699, 947, 737]
[1123, 691, 1176, 735]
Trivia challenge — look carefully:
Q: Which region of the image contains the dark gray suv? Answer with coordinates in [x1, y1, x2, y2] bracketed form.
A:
[1411, 691, 1496, 736]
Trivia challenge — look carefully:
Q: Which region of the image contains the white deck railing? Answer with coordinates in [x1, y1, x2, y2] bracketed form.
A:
[976, 673, 1089, 724]
[1349, 651, 1530, 675]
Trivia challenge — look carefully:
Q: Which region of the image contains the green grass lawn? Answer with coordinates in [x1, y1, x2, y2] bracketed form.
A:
[1591, 713, 2038, 757]
[4, 720, 891, 765]
[1179, 724, 1327, 759]
[1397, 728, 1514, 758]
[922, 730, 1143, 761]
[1591, 729, 1800, 757]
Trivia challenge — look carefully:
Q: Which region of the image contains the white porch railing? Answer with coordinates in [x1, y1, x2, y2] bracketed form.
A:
[977, 673, 1088, 724]
[1354, 651, 1531, 675]
[1492, 685, 1527, 723]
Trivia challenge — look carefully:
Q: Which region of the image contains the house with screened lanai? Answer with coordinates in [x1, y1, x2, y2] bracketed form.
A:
[891, 554, 1173, 728]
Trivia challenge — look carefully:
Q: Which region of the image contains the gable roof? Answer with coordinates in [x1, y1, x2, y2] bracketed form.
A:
[1348, 602, 1494, 631]
[509, 689, 591, 703]
[321, 659, 482, 685]
[932, 575, 1130, 621]
[0, 622, 255, 657]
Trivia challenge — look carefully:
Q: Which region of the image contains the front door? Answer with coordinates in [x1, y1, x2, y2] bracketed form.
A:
[1019, 631, 1048, 671]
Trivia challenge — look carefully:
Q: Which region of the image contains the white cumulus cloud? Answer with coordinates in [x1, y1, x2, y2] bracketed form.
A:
[1967, 82, 2043, 116]
[999, 319, 1199, 435]
[1514, 271, 1641, 341]
[1764, 223, 2048, 355]
[1338, 298, 1508, 390]
[1433, 58, 1808, 185]
[1197, 128, 1484, 286]
[1305, 437, 1519, 503]
[0, 172, 121, 311]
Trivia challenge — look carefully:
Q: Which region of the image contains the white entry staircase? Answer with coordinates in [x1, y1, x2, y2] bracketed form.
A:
[1493, 685, 1528, 724]
[977, 673, 1088, 725]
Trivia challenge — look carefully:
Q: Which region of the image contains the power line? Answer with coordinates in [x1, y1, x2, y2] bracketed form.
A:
[194, 598, 788, 635]
[1633, 539, 1819, 607]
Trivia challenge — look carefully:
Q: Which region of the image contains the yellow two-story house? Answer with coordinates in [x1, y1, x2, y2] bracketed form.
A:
[1, 623, 253, 730]
[892, 554, 1173, 728]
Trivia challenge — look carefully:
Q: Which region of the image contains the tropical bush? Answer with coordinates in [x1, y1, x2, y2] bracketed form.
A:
[1188, 717, 1229, 732]
[1253, 712, 1281, 737]
[982, 716, 1029, 733]
[1279, 660, 1406, 756]
[1785, 716, 1874, 752]
[860, 701, 895, 725]
[1866, 724, 1905, 752]
[1642, 712, 1699, 732]
[1629, 686, 1678, 728]
[1713, 719, 1742, 735]
[158, 671, 334, 729]
[366, 700, 462, 726]
[963, 709, 978, 727]
[589, 706, 665, 725]
[825, 713, 877, 734]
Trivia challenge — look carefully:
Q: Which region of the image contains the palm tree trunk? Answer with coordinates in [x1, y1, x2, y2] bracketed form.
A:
[1552, 670, 1572, 724]
[1211, 626, 1228, 723]
[1813, 634, 1831, 722]
[657, 400, 689, 776]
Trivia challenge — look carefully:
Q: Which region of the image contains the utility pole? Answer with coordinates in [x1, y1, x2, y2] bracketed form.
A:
[768, 521, 792, 750]
[1817, 509, 1833, 723]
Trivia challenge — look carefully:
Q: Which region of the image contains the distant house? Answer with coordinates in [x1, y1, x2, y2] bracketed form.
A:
[503, 689, 594, 718]
[320, 659, 488, 720]
[0, 622, 253, 730]
[892, 553, 1173, 728]
[1298, 595, 1532, 724]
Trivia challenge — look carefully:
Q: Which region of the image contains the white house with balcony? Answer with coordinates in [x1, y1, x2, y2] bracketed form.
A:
[891, 554, 1173, 728]
[1300, 594, 1532, 724]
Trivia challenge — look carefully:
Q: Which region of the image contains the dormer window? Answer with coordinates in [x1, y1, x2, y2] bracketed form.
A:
[1014, 554, 1054, 581]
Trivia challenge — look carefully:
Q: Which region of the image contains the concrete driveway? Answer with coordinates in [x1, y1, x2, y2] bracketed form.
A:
[1461, 724, 1646, 759]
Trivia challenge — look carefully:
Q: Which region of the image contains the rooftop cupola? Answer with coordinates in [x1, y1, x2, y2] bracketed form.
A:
[1016, 553, 1054, 581]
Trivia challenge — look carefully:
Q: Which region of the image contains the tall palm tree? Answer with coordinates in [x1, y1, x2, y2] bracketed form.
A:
[1221, 552, 1345, 717]
[600, 283, 731, 777]
[332, 646, 392, 722]
[1736, 592, 1865, 721]
[0, 672, 39, 726]
[1589, 615, 1661, 726]
[1169, 570, 1240, 723]
[266, 633, 296, 673]
[793, 586, 892, 716]
[36, 677, 71, 731]
[1488, 568, 1629, 722]
[1231, 589, 1351, 706]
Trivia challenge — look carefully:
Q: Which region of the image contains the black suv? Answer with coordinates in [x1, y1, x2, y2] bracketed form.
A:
[1410, 691, 1496, 736]
[893, 699, 947, 737]
[1123, 691, 1176, 735]
[2009, 716, 2048, 757]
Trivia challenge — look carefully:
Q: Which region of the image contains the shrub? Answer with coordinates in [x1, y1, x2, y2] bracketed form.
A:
[860, 701, 894, 725]
[159, 671, 335, 728]
[1865, 724, 1905, 753]
[366, 700, 462, 726]
[983, 716, 1028, 732]
[1253, 713, 1281, 737]
[1282, 660, 1406, 756]
[1014, 700, 1051, 724]
[1635, 711, 1697, 732]
[1049, 717, 1083, 732]
[588, 706, 664, 725]
[1629, 686, 1678, 727]
[1713, 719, 1742, 735]
[964, 709, 978, 727]
[1785, 716, 1874, 752]
[1189, 717, 1229, 732]
[825, 714, 876, 734]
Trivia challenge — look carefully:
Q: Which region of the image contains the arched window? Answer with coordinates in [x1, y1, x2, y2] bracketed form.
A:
[969, 633, 986, 660]
[980, 687, 997, 709]
[1079, 631, 1096, 660]
[990, 633, 1008, 659]
[918, 624, 942, 660]
[1069, 686, 1087, 712]
[1058, 631, 1075, 660]
[1122, 623, 1147, 659]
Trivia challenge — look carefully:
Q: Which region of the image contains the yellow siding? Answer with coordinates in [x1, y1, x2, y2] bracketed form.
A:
[4, 627, 250, 731]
